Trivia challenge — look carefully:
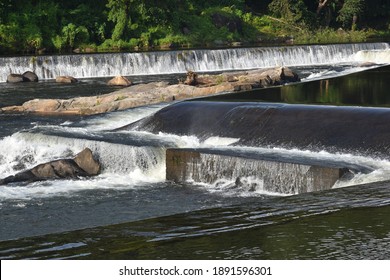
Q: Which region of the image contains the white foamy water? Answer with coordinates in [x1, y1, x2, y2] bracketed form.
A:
[193, 176, 289, 198]
[0, 130, 167, 200]
[179, 145, 390, 196]
[0, 172, 164, 201]
[302, 64, 384, 81]
[242, 146, 390, 188]
[1, 42, 388, 82]
[80, 103, 169, 131]
[2, 98, 390, 200]
[354, 49, 390, 64]
[2, 123, 390, 200]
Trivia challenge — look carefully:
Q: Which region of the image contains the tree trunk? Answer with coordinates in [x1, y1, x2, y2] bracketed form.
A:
[317, 0, 329, 15]
[352, 14, 358, 30]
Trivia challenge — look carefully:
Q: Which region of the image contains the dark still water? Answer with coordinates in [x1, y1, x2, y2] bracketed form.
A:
[204, 65, 390, 107]
[1, 181, 390, 260]
[1, 63, 390, 260]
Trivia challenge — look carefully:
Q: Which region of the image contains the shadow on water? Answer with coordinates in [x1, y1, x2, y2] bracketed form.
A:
[201, 65, 390, 107]
[1, 181, 390, 260]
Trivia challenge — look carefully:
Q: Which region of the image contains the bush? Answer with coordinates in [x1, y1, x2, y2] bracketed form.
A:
[294, 28, 370, 44]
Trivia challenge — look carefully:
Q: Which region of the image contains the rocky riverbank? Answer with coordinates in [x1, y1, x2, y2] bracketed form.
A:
[0, 67, 299, 116]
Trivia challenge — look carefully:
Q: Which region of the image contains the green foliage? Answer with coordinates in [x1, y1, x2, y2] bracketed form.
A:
[0, 0, 389, 54]
[337, 0, 364, 30]
[268, 0, 315, 27]
[52, 23, 89, 51]
[294, 27, 371, 44]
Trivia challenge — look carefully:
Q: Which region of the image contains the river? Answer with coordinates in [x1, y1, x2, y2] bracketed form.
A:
[0, 43, 390, 259]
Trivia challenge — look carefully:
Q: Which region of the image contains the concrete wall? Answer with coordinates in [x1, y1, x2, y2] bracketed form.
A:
[166, 149, 350, 195]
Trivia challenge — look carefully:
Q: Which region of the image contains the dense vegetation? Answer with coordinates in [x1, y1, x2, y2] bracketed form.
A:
[0, 0, 389, 54]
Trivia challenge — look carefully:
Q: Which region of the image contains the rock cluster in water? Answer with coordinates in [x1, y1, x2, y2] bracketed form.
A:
[0, 67, 300, 116]
[6, 71, 39, 83]
[0, 148, 101, 185]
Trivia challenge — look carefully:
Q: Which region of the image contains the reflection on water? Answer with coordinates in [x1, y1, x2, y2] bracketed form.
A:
[282, 67, 390, 107]
[203, 65, 390, 107]
[1, 181, 390, 260]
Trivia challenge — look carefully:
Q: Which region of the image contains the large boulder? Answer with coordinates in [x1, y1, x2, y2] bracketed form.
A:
[6, 71, 39, 83]
[281, 67, 300, 83]
[22, 71, 39, 82]
[107, 76, 132, 86]
[0, 148, 101, 185]
[73, 147, 101, 175]
[56, 76, 78, 83]
[6, 74, 26, 83]
[20, 99, 61, 113]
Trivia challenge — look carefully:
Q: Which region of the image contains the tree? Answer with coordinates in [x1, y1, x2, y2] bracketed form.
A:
[337, 0, 364, 30]
[317, 0, 330, 14]
[268, 0, 315, 27]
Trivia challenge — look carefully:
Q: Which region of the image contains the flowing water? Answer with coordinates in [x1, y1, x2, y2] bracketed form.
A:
[1, 43, 390, 259]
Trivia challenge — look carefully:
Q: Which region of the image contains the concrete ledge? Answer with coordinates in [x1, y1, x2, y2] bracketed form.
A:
[166, 149, 351, 194]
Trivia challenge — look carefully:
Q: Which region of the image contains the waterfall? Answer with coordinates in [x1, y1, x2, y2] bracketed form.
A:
[166, 149, 355, 195]
[1, 42, 389, 82]
[0, 132, 166, 179]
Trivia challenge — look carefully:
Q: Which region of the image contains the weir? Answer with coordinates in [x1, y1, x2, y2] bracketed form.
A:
[1, 42, 389, 82]
[166, 149, 352, 194]
[128, 101, 390, 158]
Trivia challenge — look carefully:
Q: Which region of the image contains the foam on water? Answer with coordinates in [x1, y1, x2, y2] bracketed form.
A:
[0, 172, 163, 201]
[302, 64, 383, 81]
[0, 131, 167, 201]
[179, 145, 390, 196]
[80, 103, 169, 131]
[354, 49, 390, 64]
[1, 42, 388, 82]
[193, 176, 289, 198]
[2, 99, 390, 200]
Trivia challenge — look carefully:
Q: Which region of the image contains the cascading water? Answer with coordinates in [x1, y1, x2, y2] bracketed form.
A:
[1, 42, 389, 82]
[354, 49, 390, 64]
[2, 45, 390, 259]
[0, 132, 165, 181]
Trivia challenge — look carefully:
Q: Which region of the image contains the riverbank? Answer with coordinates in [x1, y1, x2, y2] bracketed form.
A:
[0, 67, 299, 115]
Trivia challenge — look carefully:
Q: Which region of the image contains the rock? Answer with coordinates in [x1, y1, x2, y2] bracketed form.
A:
[0, 148, 101, 185]
[73, 148, 101, 175]
[31, 159, 88, 179]
[6, 74, 26, 83]
[359, 62, 378, 67]
[184, 71, 198, 86]
[230, 42, 243, 47]
[1, 67, 300, 115]
[21, 99, 61, 113]
[107, 76, 132, 86]
[56, 76, 78, 83]
[6, 71, 38, 83]
[22, 71, 39, 82]
[281, 67, 300, 83]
